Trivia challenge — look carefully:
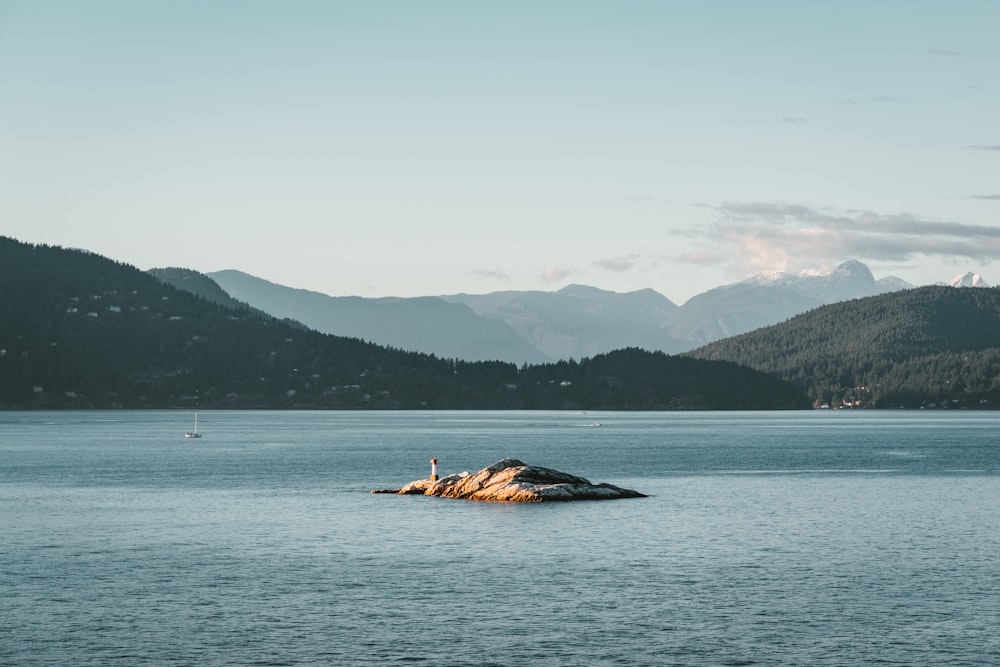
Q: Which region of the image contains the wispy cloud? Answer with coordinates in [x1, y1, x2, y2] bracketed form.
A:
[678, 201, 1000, 276]
[973, 194, 1000, 200]
[968, 145, 1000, 151]
[594, 255, 640, 273]
[470, 269, 511, 282]
[541, 266, 575, 283]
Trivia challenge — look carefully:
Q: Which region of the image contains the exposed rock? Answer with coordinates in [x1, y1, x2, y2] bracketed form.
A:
[371, 458, 646, 502]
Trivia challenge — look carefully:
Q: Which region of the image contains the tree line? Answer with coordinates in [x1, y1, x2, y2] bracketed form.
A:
[690, 286, 1000, 408]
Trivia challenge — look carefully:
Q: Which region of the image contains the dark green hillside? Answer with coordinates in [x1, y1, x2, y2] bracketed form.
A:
[690, 286, 1000, 408]
[147, 267, 248, 309]
[0, 237, 809, 410]
[147, 267, 300, 328]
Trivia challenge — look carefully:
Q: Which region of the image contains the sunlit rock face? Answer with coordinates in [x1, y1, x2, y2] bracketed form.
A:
[373, 458, 645, 502]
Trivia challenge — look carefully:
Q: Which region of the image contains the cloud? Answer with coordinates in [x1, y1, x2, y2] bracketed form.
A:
[926, 48, 962, 57]
[541, 266, 575, 283]
[678, 201, 1000, 276]
[968, 145, 1000, 151]
[595, 255, 640, 273]
[973, 195, 1000, 200]
[470, 269, 511, 282]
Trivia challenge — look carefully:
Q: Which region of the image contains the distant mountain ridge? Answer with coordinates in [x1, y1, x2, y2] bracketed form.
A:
[742, 260, 906, 300]
[207, 270, 549, 364]
[664, 260, 912, 345]
[440, 284, 684, 360]
[200, 260, 984, 363]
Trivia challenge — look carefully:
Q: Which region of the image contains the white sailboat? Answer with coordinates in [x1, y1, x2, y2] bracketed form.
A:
[184, 413, 202, 439]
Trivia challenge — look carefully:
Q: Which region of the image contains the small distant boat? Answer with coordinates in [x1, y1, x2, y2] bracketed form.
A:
[184, 413, 202, 439]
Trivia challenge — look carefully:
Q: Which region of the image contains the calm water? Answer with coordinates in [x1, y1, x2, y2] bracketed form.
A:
[2, 410, 998, 666]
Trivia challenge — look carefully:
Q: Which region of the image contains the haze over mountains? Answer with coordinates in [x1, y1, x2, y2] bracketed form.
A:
[206, 269, 549, 364]
[203, 261, 990, 365]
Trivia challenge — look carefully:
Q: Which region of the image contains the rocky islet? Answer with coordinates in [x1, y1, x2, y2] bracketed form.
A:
[372, 458, 646, 502]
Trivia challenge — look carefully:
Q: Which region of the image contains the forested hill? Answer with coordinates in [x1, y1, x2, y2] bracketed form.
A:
[0, 237, 809, 410]
[689, 286, 1000, 408]
[147, 266, 298, 328]
[147, 267, 254, 311]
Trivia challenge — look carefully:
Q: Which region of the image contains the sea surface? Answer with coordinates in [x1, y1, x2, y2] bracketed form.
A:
[2, 410, 998, 666]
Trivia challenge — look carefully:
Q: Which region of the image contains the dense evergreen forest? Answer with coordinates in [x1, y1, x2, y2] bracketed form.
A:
[690, 287, 1000, 408]
[0, 237, 809, 410]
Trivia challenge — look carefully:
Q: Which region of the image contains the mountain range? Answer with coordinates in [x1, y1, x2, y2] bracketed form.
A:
[199, 261, 989, 365]
[0, 237, 808, 410]
[203, 269, 549, 364]
[5, 235, 1000, 411]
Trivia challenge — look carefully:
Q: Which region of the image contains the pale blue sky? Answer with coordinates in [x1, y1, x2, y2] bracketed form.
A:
[2, 1, 997, 303]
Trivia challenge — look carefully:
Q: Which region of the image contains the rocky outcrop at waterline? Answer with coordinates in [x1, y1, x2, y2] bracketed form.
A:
[371, 458, 646, 502]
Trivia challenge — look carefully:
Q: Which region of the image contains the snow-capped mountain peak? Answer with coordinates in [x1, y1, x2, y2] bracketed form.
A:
[948, 272, 990, 288]
[743, 260, 875, 303]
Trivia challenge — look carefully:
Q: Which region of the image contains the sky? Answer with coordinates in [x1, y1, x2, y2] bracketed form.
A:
[1, 1, 997, 304]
